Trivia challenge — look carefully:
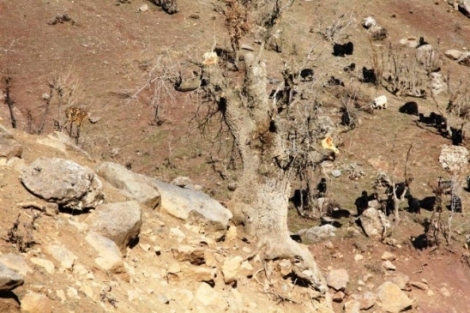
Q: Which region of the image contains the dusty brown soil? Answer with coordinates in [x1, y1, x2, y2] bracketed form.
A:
[2, 0, 470, 312]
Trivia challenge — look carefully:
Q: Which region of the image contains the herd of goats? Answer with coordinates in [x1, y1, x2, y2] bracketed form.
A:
[286, 38, 469, 250]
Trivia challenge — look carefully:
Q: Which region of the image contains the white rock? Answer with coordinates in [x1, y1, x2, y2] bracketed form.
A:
[30, 257, 55, 274]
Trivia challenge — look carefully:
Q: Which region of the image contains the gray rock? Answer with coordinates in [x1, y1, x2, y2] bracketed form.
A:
[86, 201, 143, 252]
[0, 253, 33, 276]
[170, 176, 195, 190]
[445, 49, 463, 60]
[45, 244, 77, 270]
[331, 169, 341, 177]
[21, 291, 53, 313]
[85, 232, 125, 273]
[439, 145, 469, 172]
[96, 162, 160, 209]
[151, 179, 232, 234]
[0, 138, 22, 163]
[299, 224, 336, 243]
[344, 300, 360, 313]
[376, 282, 413, 313]
[459, 0, 470, 17]
[0, 263, 24, 291]
[457, 51, 470, 66]
[359, 208, 392, 240]
[361, 16, 376, 29]
[388, 272, 410, 290]
[326, 268, 349, 291]
[21, 158, 104, 211]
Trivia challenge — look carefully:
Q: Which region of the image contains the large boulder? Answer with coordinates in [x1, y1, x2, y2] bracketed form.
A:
[298, 224, 336, 243]
[21, 158, 104, 211]
[21, 291, 53, 313]
[439, 145, 469, 173]
[95, 162, 160, 209]
[376, 282, 413, 312]
[151, 179, 232, 235]
[359, 208, 392, 240]
[0, 263, 24, 291]
[85, 232, 125, 273]
[86, 201, 143, 252]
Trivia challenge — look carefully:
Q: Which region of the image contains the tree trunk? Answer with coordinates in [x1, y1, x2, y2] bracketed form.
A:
[202, 51, 327, 292]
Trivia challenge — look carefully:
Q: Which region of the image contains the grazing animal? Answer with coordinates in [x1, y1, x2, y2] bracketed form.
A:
[399, 102, 419, 116]
[367, 192, 381, 209]
[362, 67, 376, 84]
[384, 197, 394, 216]
[343, 63, 356, 72]
[450, 194, 462, 213]
[355, 191, 370, 216]
[419, 196, 436, 211]
[418, 113, 434, 125]
[317, 178, 327, 198]
[300, 68, 314, 81]
[406, 194, 421, 214]
[411, 234, 430, 250]
[386, 182, 409, 199]
[269, 89, 284, 101]
[327, 76, 345, 87]
[450, 127, 463, 145]
[466, 176, 470, 191]
[341, 108, 356, 128]
[333, 41, 354, 57]
[371, 95, 388, 110]
[438, 177, 453, 195]
[290, 234, 302, 243]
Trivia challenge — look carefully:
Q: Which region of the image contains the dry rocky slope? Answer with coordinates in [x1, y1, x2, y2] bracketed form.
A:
[2, 0, 470, 313]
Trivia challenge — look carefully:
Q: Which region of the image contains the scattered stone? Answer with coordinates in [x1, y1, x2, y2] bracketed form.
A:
[354, 254, 363, 262]
[96, 162, 160, 209]
[46, 244, 77, 270]
[382, 260, 396, 271]
[326, 269, 349, 291]
[241, 44, 254, 51]
[85, 232, 125, 274]
[457, 51, 470, 66]
[30, 257, 55, 274]
[181, 263, 216, 282]
[359, 291, 377, 310]
[0, 137, 22, 164]
[0, 263, 24, 291]
[381, 251, 396, 261]
[56, 289, 66, 302]
[171, 245, 205, 265]
[331, 169, 341, 177]
[167, 262, 181, 274]
[225, 225, 238, 242]
[67, 287, 80, 299]
[332, 291, 345, 302]
[411, 281, 428, 290]
[439, 287, 450, 297]
[445, 49, 463, 60]
[278, 259, 292, 277]
[86, 201, 143, 252]
[169, 228, 186, 242]
[361, 16, 376, 29]
[139, 4, 149, 11]
[21, 158, 104, 211]
[21, 291, 53, 313]
[343, 299, 360, 313]
[195, 282, 228, 311]
[222, 256, 243, 284]
[399, 37, 419, 48]
[427, 289, 434, 296]
[0, 253, 33, 276]
[157, 294, 170, 304]
[388, 272, 410, 290]
[376, 282, 413, 313]
[151, 179, 232, 236]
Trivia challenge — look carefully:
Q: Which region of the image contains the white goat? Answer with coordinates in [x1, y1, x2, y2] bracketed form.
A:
[371, 95, 388, 110]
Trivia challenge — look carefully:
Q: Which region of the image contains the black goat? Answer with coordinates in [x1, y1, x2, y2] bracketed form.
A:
[399, 102, 419, 116]
[411, 234, 430, 250]
[333, 42, 354, 57]
[317, 178, 327, 197]
[386, 182, 410, 199]
[355, 191, 370, 216]
[450, 194, 462, 213]
[341, 108, 356, 128]
[406, 194, 421, 214]
[419, 196, 436, 211]
[362, 67, 376, 84]
[450, 127, 463, 145]
[300, 68, 314, 81]
[327, 76, 345, 87]
[343, 63, 356, 72]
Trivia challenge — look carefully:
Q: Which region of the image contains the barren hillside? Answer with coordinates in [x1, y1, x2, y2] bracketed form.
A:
[1, 0, 470, 312]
